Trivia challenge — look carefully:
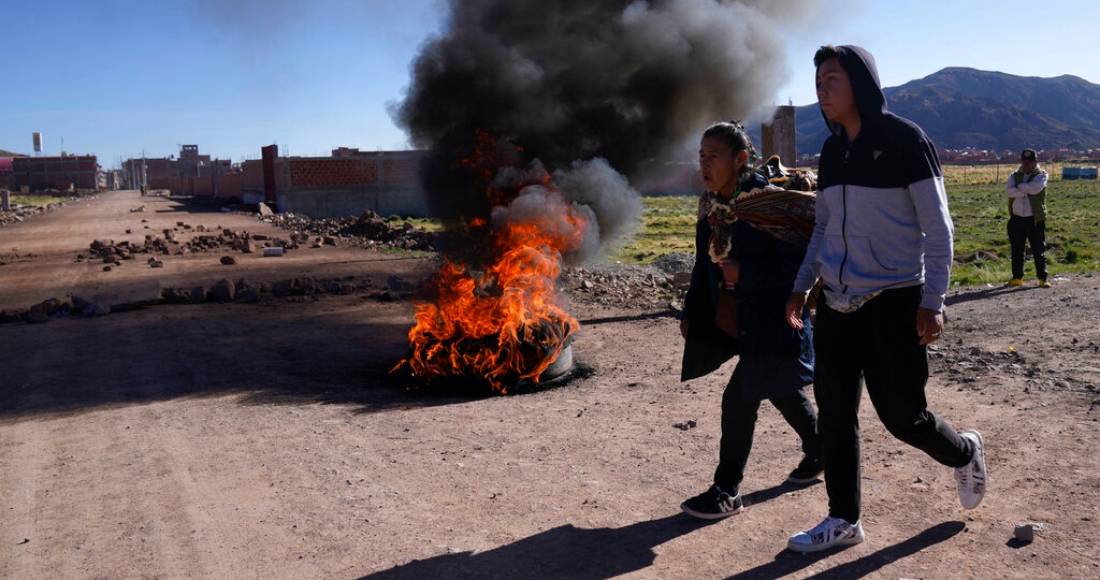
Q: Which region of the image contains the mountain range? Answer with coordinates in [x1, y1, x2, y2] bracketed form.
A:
[6, 69, 1098, 165]
[784, 67, 1100, 158]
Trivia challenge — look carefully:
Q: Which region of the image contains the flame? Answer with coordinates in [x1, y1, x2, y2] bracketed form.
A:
[396, 130, 585, 393]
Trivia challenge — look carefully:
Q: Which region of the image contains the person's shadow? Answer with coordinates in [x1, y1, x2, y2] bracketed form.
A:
[726, 520, 966, 579]
[356, 513, 712, 580]
[357, 478, 962, 580]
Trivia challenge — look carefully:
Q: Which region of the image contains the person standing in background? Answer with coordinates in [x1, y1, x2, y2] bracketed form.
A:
[1006, 148, 1050, 288]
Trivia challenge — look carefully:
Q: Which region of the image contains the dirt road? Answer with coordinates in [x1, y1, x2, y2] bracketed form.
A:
[2, 190, 1099, 579]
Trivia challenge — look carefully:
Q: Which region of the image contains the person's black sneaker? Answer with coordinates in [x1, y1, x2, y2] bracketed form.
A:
[787, 456, 824, 484]
[680, 485, 743, 520]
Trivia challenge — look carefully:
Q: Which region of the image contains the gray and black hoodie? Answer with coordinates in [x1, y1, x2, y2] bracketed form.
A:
[793, 45, 954, 312]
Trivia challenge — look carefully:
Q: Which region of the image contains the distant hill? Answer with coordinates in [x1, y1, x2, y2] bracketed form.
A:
[785, 67, 1100, 158]
[0, 149, 24, 157]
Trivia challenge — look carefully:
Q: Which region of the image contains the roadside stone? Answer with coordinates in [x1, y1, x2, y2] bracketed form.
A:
[387, 276, 416, 292]
[189, 286, 208, 304]
[1014, 524, 1034, 543]
[1014, 522, 1049, 544]
[271, 277, 314, 296]
[220, 256, 237, 265]
[0, 309, 27, 323]
[236, 284, 262, 304]
[24, 310, 50, 324]
[90, 239, 115, 251]
[271, 279, 293, 297]
[30, 298, 66, 316]
[82, 302, 110, 317]
[161, 287, 190, 304]
[209, 279, 235, 302]
[325, 280, 358, 294]
[70, 296, 96, 313]
[293, 277, 316, 294]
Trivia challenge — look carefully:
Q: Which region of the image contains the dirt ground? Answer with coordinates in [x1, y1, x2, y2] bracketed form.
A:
[2, 190, 1098, 579]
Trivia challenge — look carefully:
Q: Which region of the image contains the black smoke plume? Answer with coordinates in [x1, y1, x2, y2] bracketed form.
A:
[391, 0, 819, 262]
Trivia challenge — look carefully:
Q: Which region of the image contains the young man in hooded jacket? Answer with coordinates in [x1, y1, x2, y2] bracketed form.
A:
[782, 45, 987, 552]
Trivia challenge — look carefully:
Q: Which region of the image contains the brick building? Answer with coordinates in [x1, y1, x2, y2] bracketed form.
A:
[235, 148, 429, 218]
[11, 155, 99, 192]
[0, 157, 12, 191]
[121, 145, 236, 195]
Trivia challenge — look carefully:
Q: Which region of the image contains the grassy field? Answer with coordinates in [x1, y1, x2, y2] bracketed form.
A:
[8, 193, 77, 207]
[610, 164, 1100, 287]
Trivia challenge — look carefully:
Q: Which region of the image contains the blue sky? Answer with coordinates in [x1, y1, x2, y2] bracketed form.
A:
[4, 0, 1098, 168]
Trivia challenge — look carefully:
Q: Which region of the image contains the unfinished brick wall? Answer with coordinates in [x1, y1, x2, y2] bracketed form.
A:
[288, 158, 380, 186]
[382, 155, 422, 184]
[214, 172, 244, 199]
[13, 155, 99, 191]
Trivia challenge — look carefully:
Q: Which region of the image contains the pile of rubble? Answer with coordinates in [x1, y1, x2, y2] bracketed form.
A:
[257, 208, 435, 252]
[78, 222, 310, 270]
[0, 198, 84, 229]
[0, 296, 110, 323]
[560, 252, 693, 310]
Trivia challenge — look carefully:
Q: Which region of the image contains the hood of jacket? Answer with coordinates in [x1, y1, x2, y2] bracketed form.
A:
[820, 45, 888, 138]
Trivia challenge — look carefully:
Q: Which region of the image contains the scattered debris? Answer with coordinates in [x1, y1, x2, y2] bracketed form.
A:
[0, 193, 95, 229]
[1014, 522, 1050, 544]
[255, 208, 435, 252]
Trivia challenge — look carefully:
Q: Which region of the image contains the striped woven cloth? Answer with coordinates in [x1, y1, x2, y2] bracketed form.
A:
[702, 186, 817, 264]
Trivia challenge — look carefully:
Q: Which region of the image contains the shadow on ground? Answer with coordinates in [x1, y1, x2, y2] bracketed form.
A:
[356, 514, 712, 580]
[354, 516, 964, 580]
[0, 299, 450, 420]
[726, 521, 965, 579]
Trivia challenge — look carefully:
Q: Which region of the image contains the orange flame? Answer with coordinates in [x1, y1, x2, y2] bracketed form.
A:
[396, 131, 586, 393]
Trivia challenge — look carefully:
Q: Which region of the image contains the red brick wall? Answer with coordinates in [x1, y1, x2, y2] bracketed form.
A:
[288, 157, 380, 187]
[147, 175, 185, 192]
[241, 158, 287, 196]
[383, 156, 421, 184]
[192, 176, 212, 196]
[285, 153, 424, 188]
[12, 155, 99, 191]
[242, 159, 265, 190]
[214, 172, 244, 199]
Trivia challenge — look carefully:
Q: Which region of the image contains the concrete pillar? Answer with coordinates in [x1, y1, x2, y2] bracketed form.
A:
[761, 105, 797, 165]
[1, 189, 10, 212]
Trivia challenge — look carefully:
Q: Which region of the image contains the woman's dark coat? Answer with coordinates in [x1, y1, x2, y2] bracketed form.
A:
[680, 173, 814, 399]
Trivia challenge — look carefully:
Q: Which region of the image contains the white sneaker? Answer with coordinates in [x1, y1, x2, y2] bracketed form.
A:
[787, 516, 865, 552]
[955, 429, 987, 509]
